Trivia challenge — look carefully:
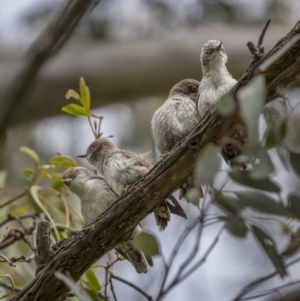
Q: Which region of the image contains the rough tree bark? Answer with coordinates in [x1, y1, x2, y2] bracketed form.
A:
[10, 21, 300, 301]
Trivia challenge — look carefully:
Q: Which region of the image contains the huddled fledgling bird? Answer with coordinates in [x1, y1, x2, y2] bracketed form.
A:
[197, 40, 247, 166]
[62, 166, 153, 274]
[151, 79, 203, 200]
[77, 138, 187, 231]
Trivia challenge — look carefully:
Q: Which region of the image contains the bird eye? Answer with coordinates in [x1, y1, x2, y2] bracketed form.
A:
[206, 49, 214, 55]
[191, 86, 197, 92]
[89, 146, 94, 153]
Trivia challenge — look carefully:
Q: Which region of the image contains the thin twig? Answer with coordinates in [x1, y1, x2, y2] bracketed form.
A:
[0, 191, 26, 208]
[0, 254, 15, 267]
[257, 19, 271, 49]
[239, 278, 300, 300]
[111, 274, 153, 301]
[232, 256, 300, 300]
[109, 276, 118, 301]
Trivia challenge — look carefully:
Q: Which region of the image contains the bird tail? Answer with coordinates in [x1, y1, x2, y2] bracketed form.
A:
[115, 245, 149, 274]
[154, 200, 171, 231]
[167, 195, 188, 219]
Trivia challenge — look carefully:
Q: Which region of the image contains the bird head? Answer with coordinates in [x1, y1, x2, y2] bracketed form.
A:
[200, 40, 228, 74]
[77, 138, 116, 167]
[169, 79, 200, 102]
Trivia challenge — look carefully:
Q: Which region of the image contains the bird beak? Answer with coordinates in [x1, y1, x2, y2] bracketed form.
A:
[76, 154, 87, 158]
[61, 178, 72, 186]
[217, 41, 223, 51]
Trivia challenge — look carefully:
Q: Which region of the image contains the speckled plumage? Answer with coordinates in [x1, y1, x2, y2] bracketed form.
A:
[77, 139, 187, 231]
[198, 40, 247, 165]
[62, 167, 152, 274]
[151, 79, 200, 154]
[151, 79, 203, 200]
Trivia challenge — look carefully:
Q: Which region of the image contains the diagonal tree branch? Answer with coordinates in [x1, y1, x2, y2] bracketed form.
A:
[9, 21, 300, 301]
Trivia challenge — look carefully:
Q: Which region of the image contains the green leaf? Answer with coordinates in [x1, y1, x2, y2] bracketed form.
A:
[229, 170, 280, 193]
[237, 76, 265, 156]
[249, 147, 274, 180]
[84, 270, 101, 292]
[287, 194, 300, 218]
[132, 232, 159, 258]
[214, 194, 245, 214]
[23, 168, 34, 177]
[289, 151, 300, 177]
[252, 225, 286, 277]
[265, 121, 287, 149]
[55, 272, 93, 301]
[194, 144, 219, 186]
[50, 155, 79, 168]
[62, 104, 89, 116]
[20, 146, 40, 166]
[236, 192, 292, 217]
[80, 77, 91, 110]
[30, 185, 59, 241]
[65, 89, 80, 101]
[186, 187, 202, 206]
[0, 274, 14, 299]
[217, 94, 236, 116]
[224, 216, 248, 237]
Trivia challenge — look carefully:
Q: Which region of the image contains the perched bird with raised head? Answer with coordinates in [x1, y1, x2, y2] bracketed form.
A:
[151, 79, 202, 199]
[197, 40, 247, 166]
[77, 139, 187, 231]
[62, 167, 152, 274]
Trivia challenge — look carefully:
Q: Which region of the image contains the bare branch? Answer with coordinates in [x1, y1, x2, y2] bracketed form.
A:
[232, 256, 300, 301]
[0, 191, 26, 209]
[111, 274, 153, 301]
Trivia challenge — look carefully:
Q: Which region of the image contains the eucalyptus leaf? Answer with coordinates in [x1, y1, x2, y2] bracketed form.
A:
[62, 104, 89, 116]
[84, 270, 101, 292]
[249, 147, 274, 180]
[194, 144, 219, 186]
[132, 232, 159, 258]
[224, 216, 248, 237]
[289, 151, 300, 177]
[20, 146, 40, 166]
[229, 170, 280, 192]
[55, 272, 93, 301]
[217, 94, 236, 116]
[80, 77, 91, 110]
[30, 185, 59, 240]
[252, 225, 286, 277]
[237, 75, 265, 156]
[214, 194, 245, 214]
[236, 192, 292, 217]
[186, 187, 202, 206]
[50, 155, 79, 168]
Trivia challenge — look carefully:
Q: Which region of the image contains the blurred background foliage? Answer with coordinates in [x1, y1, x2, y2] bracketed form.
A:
[1, 0, 300, 300]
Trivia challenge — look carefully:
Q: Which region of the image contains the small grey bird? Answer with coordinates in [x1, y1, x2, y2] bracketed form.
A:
[197, 40, 247, 166]
[62, 167, 152, 274]
[151, 79, 202, 199]
[77, 139, 187, 231]
[151, 79, 200, 155]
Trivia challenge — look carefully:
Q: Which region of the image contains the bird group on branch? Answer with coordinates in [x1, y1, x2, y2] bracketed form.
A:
[61, 39, 246, 274]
